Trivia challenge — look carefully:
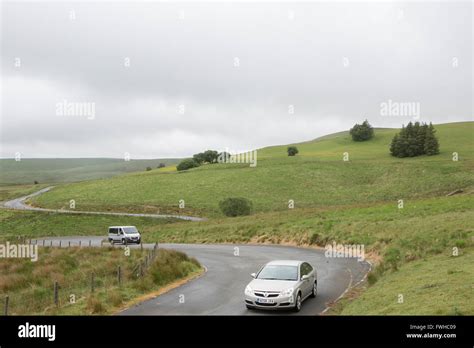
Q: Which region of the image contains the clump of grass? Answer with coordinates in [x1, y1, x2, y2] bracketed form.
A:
[149, 250, 200, 286]
[107, 290, 123, 307]
[86, 295, 106, 314]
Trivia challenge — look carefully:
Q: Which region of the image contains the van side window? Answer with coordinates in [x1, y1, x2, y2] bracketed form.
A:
[109, 228, 117, 234]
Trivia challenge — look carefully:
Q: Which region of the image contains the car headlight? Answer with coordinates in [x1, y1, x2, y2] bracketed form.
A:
[245, 285, 253, 295]
[281, 288, 294, 297]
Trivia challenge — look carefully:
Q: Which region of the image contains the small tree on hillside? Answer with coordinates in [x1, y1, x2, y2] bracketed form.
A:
[287, 146, 299, 156]
[192, 153, 206, 164]
[203, 150, 219, 163]
[424, 123, 440, 155]
[157, 163, 166, 168]
[390, 122, 439, 157]
[350, 120, 374, 141]
[177, 159, 200, 171]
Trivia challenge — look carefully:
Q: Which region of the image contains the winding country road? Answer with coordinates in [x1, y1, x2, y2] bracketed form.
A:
[6, 188, 371, 315]
[29, 236, 371, 316]
[2, 186, 206, 221]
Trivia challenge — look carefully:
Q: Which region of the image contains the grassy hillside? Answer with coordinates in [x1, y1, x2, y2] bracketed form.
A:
[0, 158, 179, 185]
[30, 122, 474, 216]
[0, 247, 201, 315]
[2, 121, 473, 315]
[339, 249, 473, 315]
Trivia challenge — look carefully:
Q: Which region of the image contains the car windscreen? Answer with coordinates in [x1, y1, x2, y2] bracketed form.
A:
[257, 265, 298, 281]
[123, 227, 138, 234]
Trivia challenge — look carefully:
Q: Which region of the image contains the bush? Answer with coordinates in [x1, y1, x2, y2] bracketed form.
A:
[176, 159, 200, 171]
[146, 167, 152, 171]
[350, 120, 374, 141]
[157, 163, 166, 168]
[219, 197, 253, 217]
[287, 146, 299, 156]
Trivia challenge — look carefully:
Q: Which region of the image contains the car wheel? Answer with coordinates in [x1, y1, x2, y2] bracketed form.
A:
[246, 305, 253, 310]
[311, 281, 317, 298]
[294, 292, 302, 312]
[121, 238, 126, 245]
[109, 238, 113, 244]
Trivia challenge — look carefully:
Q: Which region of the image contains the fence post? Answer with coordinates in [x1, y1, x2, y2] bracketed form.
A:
[59, 241, 62, 248]
[79, 240, 81, 247]
[89, 240, 91, 247]
[68, 241, 71, 248]
[54, 281, 59, 307]
[4, 296, 9, 316]
[90, 274, 95, 293]
[117, 266, 122, 286]
[50, 240, 53, 247]
[140, 242, 143, 251]
[43, 240, 45, 247]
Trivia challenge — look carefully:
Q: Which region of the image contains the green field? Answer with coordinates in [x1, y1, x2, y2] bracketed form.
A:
[0, 158, 179, 185]
[30, 122, 474, 217]
[1, 121, 473, 315]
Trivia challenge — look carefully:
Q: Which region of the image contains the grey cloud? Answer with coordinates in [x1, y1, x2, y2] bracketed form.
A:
[0, 1, 472, 158]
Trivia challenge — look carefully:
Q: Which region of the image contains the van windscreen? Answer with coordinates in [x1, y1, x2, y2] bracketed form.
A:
[123, 227, 138, 234]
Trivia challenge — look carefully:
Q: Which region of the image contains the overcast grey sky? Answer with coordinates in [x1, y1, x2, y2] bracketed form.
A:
[1, 1, 472, 158]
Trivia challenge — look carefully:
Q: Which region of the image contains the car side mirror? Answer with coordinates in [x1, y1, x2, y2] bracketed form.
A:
[251, 273, 256, 278]
[301, 275, 310, 281]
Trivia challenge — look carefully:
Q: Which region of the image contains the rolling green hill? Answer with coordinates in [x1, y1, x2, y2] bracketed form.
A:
[30, 122, 474, 217]
[2, 121, 473, 315]
[0, 158, 179, 185]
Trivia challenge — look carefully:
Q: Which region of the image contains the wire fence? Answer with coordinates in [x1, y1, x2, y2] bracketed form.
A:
[1, 241, 159, 315]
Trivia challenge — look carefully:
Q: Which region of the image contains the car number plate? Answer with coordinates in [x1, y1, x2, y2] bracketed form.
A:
[256, 298, 274, 304]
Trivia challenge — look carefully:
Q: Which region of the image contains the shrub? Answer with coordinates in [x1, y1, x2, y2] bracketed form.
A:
[176, 159, 200, 171]
[350, 120, 374, 141]
[157, 163, 166, 168]
[146, 167, 152, 171]
[219, 197, 253, 217]
[287, 146, 299, 156]
[34, 180, 39, 185]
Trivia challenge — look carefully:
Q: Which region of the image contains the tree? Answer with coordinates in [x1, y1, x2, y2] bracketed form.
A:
[192, 153, 206, 164]
[287, 146, 299, 156]
[146, 166, 152, 171]
[349, 120, 374, 141]
[424, 123, 440, 155]
[203, 150, 219, 163]
[219, 197, 253, 217]
[390, 122, 440, 158]
[176, 159, 200, 171]
[157, 163, 166, 168]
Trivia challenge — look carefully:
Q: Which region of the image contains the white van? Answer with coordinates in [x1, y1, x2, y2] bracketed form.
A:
[108, 226, 141, 245]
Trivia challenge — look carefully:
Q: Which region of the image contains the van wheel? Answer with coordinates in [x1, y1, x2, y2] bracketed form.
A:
[109, 239, 114, 244]
[121, 238, 126, 245]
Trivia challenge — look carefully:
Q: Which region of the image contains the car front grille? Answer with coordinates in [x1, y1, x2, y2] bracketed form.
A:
[254, 291, 280, 298]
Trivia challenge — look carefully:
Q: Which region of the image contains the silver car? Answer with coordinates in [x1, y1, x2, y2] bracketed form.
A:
[244, 260, 317, 312]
